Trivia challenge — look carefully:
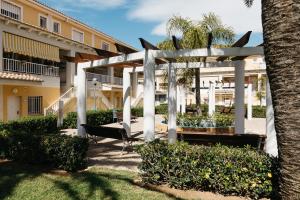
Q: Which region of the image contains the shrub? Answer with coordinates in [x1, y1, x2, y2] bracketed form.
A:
[0, 115, 58, 135]
[176, 114, 234, 128]
[155, 104, 168, 115]
[131, 107, 143, 117]
[63, 110, 113, 129]
[135, 140, 274, 199]
[252, 106, 266, 118]
[2, 133, 88, 172]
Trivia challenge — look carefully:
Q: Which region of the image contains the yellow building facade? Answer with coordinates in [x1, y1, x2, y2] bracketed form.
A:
[0, 0, 135, 121]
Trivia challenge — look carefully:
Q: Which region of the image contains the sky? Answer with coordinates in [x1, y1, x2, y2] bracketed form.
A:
[40, 0, 263, 50]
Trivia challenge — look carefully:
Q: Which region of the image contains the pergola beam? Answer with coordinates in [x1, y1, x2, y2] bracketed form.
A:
[83, 47, 264, 69]
[154, 46, 262, 59]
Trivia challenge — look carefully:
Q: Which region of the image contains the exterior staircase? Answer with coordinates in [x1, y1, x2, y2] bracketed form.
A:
[131, 92, 144, 107]
[44, 87, 76, 115]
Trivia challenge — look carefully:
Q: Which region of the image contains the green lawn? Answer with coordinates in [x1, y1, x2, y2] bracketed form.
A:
[0, 161, 178, 200]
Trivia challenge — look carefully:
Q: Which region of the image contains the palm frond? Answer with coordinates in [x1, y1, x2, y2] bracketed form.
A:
[243, 0, 254, 7]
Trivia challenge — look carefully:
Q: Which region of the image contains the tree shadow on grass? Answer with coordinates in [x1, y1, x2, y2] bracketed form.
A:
[0, 161, 181, 200]
[0, 161, 46, 199]
[45, 171, 120, 200]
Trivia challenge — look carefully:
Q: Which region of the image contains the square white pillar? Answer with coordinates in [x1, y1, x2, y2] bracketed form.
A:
[77, 63, 88, 137]
[66, 50, 76, 89]
[208, 82, 216, 116]
[143, 50, 156, 142]
[235, 64, 245, 134]
[181, 86, 186, 114]
[265, 78, 278, 156]
[123, 69, 131, 137]
[168, 62, 177, 144]
[247, 83, 253, 120]
[132, 70, 138, 98]
[109, 67, 114, 84]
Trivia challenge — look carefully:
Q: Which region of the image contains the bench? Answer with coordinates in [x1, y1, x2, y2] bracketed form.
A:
[81, 124, 139, 153]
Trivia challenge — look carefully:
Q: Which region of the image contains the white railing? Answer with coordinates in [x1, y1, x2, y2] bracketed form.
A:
[86, 72, 123, 85]
[0, 0, 21, 21]
[3, 58, 59, 77]
[44, 87, 76, 115]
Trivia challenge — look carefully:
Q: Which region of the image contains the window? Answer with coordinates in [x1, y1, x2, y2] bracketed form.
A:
[53, 21, 60, 33]
[40, 15, 47, 29]
[72, 29, 84, 43]
[28, 96, 43, 115]
[102, 42, 109, 51]
[1, 1, 21, 21]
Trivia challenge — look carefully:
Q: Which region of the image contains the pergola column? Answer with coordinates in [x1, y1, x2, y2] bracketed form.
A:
[208, 82, 215, 116]
[77, 63, 88, 137]
[181, 86, 186, 114]
[143, 50, 156, 142]
[132, 70, 138, 98]
[168, 62, 177, 144]
[247, 83, 253, 120]
[265, 78, 278, 156]
[123, 69, 131, 137]
[235, 64, 245, 134]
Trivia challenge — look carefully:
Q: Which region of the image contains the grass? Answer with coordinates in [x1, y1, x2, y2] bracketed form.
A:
[0, 161, 178, 200]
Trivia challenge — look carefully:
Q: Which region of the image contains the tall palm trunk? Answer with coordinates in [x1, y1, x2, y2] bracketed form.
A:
[262, 0, 300, 197]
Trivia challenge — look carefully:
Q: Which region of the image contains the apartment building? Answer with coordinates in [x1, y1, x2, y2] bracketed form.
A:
[146, 56, 267, 107]
[0, 0, 135, 121]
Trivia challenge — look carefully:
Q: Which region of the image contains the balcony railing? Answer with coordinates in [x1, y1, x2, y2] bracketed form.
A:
[3, 58, 59, 77]
[0, 0, 21, 21]
[86, 72, 123, 85]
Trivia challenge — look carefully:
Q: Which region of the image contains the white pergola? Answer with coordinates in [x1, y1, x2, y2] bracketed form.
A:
[76, 46, 277, 155]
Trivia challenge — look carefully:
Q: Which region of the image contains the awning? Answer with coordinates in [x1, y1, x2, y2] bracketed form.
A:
[3, 32, 60, 62]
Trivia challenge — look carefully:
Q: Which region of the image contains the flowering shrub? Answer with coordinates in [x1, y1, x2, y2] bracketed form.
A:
[176, 114, 234, 128]
[136, 140, 276, 199]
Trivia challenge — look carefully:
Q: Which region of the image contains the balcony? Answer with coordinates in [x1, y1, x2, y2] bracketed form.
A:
[3, 58, 59, 77]
[86, 72, 123, 85]
[0, 0, 22, 21]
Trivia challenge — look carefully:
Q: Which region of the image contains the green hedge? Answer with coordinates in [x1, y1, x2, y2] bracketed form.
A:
[1, 132, 88, 172]
[0, 115, 59, 135]
[177, 114, 234, 128]
[252, 106, 266, 118]
[155, 104, 168, 115]
[63, 110, 113, 129]
[136, 140, 274, 199]
[131, 107, 143, 117]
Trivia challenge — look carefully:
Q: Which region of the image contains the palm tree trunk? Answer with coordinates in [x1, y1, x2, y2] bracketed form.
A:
[262, 0, 300, 198]
[195, 68, 202, 115]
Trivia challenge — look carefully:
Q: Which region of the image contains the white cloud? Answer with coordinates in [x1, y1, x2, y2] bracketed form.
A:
[48, 0, 127, 10]
[128, 0, 262, 36]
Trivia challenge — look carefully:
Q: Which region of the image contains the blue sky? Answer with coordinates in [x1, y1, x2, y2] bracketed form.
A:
[40, 0, 263, 50]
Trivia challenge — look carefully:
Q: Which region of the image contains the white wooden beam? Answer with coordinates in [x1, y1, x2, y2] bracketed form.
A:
[168, 62, 177, 144]
[77, 62, 90, 137]
[123, 69, 131, 137]
[235, 62, 245, 134]
[247, 84, 253, 120]
[143, 50, 155, 142]
[154, 47, 264, 59]
[89, 51, 145, 69]
[208, 82, 216, 116]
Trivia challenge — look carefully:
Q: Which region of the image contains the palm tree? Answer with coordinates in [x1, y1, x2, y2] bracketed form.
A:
[244, 0, 300, 198]
[158, 13, 234, 114]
